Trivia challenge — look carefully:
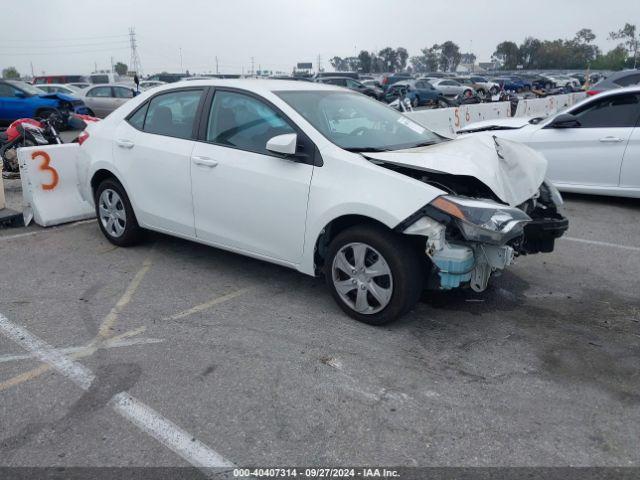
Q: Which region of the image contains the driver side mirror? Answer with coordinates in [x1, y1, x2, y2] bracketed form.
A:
[14, 91, 26, 98]
[266, 133, 297, 156]
[548, 113, 581, 129]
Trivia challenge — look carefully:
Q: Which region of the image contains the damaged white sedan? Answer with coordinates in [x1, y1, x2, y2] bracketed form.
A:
[78, 80, 568, 325]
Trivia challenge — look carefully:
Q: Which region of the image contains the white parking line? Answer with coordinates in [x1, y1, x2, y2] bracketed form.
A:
[0, 337, 164, 364]
[0, 312, 234, 470]
[562, 236, 640, 252]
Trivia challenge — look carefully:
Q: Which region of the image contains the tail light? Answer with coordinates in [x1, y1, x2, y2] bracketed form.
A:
[586, 90, 601, 96]
[77, 131, 89, 145]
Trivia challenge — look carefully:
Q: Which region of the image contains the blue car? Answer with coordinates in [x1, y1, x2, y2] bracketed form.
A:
[0, 79, 92, 126]
[492, 77, 528, 93]
[384, 80, 451, 107]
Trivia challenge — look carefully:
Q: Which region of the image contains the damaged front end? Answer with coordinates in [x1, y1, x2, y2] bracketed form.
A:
[397, 180, 568, 293]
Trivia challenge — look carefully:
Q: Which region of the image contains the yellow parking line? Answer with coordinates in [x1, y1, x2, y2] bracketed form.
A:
[97, 257, 153, 339]
[165, 288, 251, 321]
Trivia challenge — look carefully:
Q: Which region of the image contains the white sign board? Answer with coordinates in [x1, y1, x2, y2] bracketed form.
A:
[18, 144, 95, 227]
[406, 101, 512, 137]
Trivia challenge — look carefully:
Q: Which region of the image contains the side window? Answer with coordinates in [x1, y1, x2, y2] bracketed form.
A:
[143, 89, 203, 139]
[614, 74, 640, 87]
[346, 79, 361, 88]
[88, 87, 112, 98]
[127, 102, 149, 130]
[0, 84, 13, 97]
[573, 94, 640, 128]
[206, 90, 295, 155]
[114, 87, 134, 99]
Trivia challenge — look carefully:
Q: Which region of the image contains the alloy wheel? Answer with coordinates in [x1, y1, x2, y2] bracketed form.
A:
[99, 188, 126, 238]
[331, 242, 393, 314]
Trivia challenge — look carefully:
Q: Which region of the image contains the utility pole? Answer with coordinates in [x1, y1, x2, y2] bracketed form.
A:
[30, 62, 34, 78]
[250, 57, 255, 77]
[317, 54, 322, 73]
[215, 56, 219, 75]
[94, 61, 98, 73]
[110, 56, 114, 74]
[179, 48, 183, 73]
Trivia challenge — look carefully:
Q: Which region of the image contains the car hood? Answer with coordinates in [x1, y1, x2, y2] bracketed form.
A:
[37, 92, 79, 102]
[363, 135, 547, 206]
[457, 117, 535, 133]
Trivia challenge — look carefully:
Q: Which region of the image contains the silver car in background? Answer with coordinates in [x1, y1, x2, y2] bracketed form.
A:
[79, 83, 139, 117]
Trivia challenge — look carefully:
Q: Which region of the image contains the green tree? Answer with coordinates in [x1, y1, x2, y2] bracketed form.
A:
[329, 56, 347, 71]
[439, 41, 461, 72]
[114, 62, 128, 76]
[378, 47, 399, 72]
[519, 37, 542, 69]
[358, 50, 373, 73]
[492, 41, 520, 69]
[396, 47, 409, 71]
[609, 23, 639, 68]
[592, 45, 629, 70]
[2, 66, 20, 80]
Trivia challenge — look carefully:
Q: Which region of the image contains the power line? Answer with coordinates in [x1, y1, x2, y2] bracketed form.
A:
[0, 34, 129, 43]
[0, 40, 130, 50]
[0, 47, 129, 56]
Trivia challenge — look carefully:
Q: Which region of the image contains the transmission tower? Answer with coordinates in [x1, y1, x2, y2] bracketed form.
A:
[129, 27, 143, 76]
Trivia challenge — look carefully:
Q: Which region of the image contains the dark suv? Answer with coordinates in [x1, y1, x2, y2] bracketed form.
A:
[588, 70, 640, 96]
[315, 77, 382, 99]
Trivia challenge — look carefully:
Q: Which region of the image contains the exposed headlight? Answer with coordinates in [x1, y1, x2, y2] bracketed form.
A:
[430, 195, 531, 244]
[541, 179, 564, 207]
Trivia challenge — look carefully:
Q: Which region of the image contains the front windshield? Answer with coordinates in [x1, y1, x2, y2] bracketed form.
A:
[6, 80, 45, 95]
[276, 90, 442, 151]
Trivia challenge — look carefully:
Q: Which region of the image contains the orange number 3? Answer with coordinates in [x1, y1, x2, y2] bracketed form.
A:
[31, 150, 59, 191]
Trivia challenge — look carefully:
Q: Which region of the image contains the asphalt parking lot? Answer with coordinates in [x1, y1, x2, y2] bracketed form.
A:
[0, 188, 639, 471]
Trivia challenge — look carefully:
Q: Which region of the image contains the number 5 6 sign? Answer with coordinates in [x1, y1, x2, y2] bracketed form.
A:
[17, 144, 95, 227]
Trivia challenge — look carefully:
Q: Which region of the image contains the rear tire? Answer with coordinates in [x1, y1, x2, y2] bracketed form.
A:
[94, 178, 144, 247]
[324, 224, 424, 325]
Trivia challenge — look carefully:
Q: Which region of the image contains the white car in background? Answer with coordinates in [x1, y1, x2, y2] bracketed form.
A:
[460, 86, 640, 198]
[79, 83, 139, 118]
[77, 80, 567, 324]
[34, 83, 82, 96]
[427, 78, 474, 97]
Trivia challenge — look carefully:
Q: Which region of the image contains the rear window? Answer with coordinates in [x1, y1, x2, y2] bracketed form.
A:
[614, 73, 640, 87]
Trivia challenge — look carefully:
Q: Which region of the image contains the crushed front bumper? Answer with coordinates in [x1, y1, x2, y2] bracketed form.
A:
[521, 212, 569, 254]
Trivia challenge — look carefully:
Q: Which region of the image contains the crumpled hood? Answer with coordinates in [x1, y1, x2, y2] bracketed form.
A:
[458, 116, 535, 132]
[37, 93, 79, 102]
[364, 135, 547, 206]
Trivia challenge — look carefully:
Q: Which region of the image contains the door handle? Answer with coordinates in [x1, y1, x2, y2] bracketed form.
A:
[599, 136, 623, 143]
[116, 139, 135, 149]
[192, 156, 218, 168]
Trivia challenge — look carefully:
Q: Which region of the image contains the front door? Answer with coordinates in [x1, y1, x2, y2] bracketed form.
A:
[528, 93, 640, 187]
[190, 89, 314, 264]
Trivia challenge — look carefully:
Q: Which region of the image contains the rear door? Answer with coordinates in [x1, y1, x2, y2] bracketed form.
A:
[189, 88, 314, 264]
[85, 86, 114, 117]
[529, 93, 640, 187]
[113, 86, 135, 110]
[111, 87, 206, 237]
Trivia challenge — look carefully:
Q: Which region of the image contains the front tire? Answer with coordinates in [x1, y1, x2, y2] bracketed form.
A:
[325, 224, 424, 325]
[94, 178, 144, 247]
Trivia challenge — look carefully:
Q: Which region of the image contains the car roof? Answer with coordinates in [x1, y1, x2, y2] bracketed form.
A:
[145, 78, 343, 95]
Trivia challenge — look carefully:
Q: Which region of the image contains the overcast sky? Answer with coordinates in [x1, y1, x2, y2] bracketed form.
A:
[1, 0, 635, 76]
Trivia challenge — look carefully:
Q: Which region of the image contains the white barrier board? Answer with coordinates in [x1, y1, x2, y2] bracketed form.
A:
[0, 176, 5, 210]
[18, 144, 95, 227]
[406, 101, 511, 137]
[513, 92, 587, 118]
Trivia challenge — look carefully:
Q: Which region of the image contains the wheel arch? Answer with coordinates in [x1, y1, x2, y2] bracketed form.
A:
[90, 168, 126, 200]
[312, 214, 397, 275]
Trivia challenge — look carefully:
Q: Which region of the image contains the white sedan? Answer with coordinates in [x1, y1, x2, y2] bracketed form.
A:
[460, 86, 640, 198]
[78, 79, 567, 324]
